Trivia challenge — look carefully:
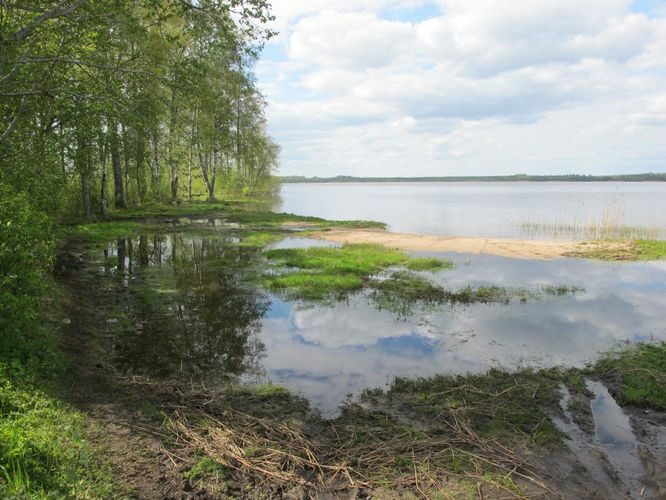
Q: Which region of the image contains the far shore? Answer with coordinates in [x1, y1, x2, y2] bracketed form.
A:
[310, 228, 636, 260]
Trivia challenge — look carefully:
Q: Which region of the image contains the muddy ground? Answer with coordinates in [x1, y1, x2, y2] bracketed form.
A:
[56, 239, 666, 499]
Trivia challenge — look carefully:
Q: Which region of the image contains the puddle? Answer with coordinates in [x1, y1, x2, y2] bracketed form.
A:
[553, 381, 651, 499]
[267, 237, 339, 250]
[587, 380, 647, 497]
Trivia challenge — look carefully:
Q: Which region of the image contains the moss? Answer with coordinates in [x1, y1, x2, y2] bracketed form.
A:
[594, 343, 666, 410]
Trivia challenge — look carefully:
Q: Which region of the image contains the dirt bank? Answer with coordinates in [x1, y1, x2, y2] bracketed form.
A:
[310, 228, 635, 260]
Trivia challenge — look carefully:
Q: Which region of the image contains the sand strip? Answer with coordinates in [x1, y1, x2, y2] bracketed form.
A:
[310, 229, 579, 260]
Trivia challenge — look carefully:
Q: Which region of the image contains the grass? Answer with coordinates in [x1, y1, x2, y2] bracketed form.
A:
[0, 367, 115, 498]
[263, 244, 451, 300]
[594, 342, 666, 410]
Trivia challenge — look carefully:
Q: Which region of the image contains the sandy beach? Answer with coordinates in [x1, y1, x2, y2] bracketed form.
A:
[311, 228, 588, 260]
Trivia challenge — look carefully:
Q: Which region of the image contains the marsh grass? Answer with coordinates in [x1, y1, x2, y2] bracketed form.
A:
[521, 221, 661, 241]
[387, 367, 567, 445]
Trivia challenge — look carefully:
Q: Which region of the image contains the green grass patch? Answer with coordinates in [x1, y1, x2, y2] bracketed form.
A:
[265, 244, 408, 275]
[405, 257, 453, 272]
[236, 231, 283, 248]
[594, 343, 666, 409]
[263, 244, 450, 300]
[266, 273, 364, 300]
[635, 240, 666, 260]
[571, 239, 666, 261]
[0, 369, 115, 498]
[63, 221, 141, 243]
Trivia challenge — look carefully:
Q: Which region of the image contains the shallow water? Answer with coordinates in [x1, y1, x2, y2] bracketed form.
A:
[272, 182, 666, 240]
[90, 220, 666, 416]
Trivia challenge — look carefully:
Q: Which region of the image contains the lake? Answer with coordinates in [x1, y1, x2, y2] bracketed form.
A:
[272, 182, 666, 240]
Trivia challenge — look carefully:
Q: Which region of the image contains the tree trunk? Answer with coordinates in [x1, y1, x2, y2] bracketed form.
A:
[150, 130, 160, 193]
[168, 90, 179, 202]
[110, 120, 126, 209]
[135, 128, 146, 203]
[121, 123, 131, 205]
[198, 149, 215, 201]
[99, 133, 108, 216]
[81, 172, 91, 218]
[188, 141, 193, 200]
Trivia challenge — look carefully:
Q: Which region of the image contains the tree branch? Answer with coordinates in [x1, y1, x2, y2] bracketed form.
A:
[10, 1, 84, 43]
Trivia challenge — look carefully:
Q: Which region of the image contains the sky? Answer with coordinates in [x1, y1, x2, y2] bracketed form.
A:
[255, 0, 666, 177]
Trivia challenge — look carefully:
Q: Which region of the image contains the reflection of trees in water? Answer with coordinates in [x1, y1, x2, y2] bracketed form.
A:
[108, 231, 268, 381]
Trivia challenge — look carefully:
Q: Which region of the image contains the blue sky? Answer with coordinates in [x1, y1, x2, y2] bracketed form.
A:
[256, 0, 666, 177]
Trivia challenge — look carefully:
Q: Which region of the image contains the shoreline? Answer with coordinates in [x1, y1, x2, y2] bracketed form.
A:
[310, 228, 581, 259]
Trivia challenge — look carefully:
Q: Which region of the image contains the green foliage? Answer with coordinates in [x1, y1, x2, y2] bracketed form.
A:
[0, 185, 55, 368]
[1, 0, 279, 219]
[595, 343, 666, 409]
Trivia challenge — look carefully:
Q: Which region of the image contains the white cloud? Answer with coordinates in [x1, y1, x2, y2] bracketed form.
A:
[257, 1, 666, 176]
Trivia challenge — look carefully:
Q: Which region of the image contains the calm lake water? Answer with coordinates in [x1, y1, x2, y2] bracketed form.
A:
[92, 219, 666, 416]
[272, 182, 666, 240]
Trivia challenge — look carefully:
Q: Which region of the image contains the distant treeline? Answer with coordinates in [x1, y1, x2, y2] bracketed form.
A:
[281, 173, 666, 183]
